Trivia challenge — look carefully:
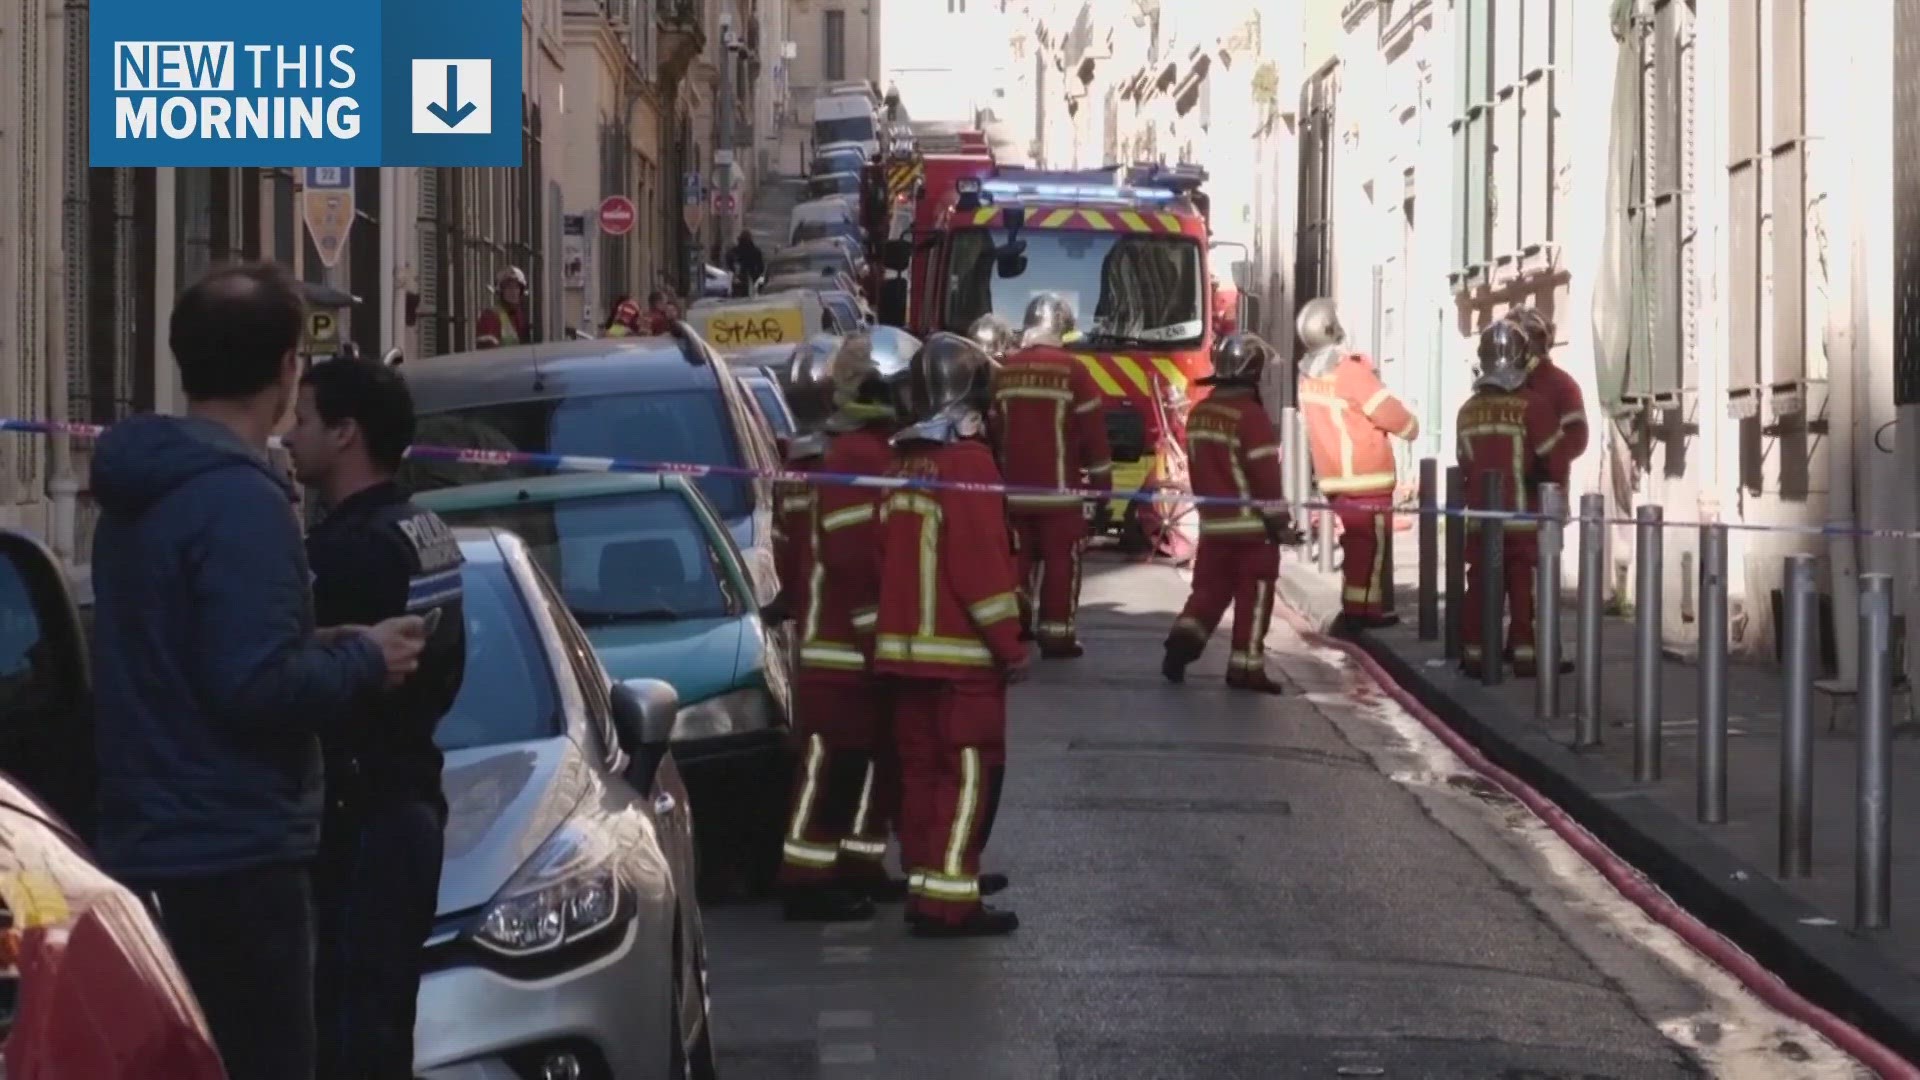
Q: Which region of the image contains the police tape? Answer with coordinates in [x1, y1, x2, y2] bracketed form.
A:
[6, 415, 1920, 541]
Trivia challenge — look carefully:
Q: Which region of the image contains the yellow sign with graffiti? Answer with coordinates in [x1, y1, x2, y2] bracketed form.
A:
[697, 305, 808, 350]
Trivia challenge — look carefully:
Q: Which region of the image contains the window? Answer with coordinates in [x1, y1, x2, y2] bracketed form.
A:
[824, 9, 847, 82]
[1450, 0, 1569, 277]
[1639, 0, 1696, 394]
[941, 230, 1205, 347]
[437, 490, 740, 626]
[1295, 63, 1336, 334]
[1729, 0, 1801, 390]
[747, 380, 795, 436]
[431, 560, 562, 751]
[806, 172, 862, 199]
[407, 388, 754, 520]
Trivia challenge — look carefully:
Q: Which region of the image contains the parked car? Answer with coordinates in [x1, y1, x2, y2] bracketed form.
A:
[818, 288, 874, 329]
[805, 172, 862, 202]
[416, 478, 792, 896]
[688, 291, 860, 348]
[787, 199, 862, 246]
[0, 532, 224, 1080]
[764, 237, 862, 283]
[398, 332, 783, 596]
[735, 366, 798, 440]
[414, 528, 714, 1078]
[810, 144, 866, 178]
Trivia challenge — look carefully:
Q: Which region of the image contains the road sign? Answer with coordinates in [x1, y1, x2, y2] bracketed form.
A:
[713, 149, 734, 166]
[712, 192, 737, 214]
[599, 195, 636, 236]
[682, 171, 706, 231]
[410, 59, 493, 135]
[307, 309, 340, 348]
[301, 168, 355, 269]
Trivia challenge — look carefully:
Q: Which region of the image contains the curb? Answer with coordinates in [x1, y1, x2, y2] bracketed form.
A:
[1340, 617, 1920, 1064]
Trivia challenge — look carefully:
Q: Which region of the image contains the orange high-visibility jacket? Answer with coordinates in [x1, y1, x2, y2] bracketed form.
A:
[873, 440, 1025, 681]
[1524, 358, 1587, 486]
[798, 426, 895, 680]
[1299, 353, 1419, 496]
[1186, 389, 1285, 537]
[772, 464, 818, 629]
[1455, 387, 1561, 533]
[989, 345, 1113, 509]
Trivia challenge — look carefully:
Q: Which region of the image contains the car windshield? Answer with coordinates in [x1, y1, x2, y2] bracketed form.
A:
[815, 152, 864, 175]
[808, 173, 861, 198]
[793, 219, 860, 244]
[405, 389, 751, 520]
[941, 228, 1205, 347]
[746, 381, 794, 435]
[434, 559, 562, 751]
[814, 117, 874, 145]
[438, 491, 737, 627]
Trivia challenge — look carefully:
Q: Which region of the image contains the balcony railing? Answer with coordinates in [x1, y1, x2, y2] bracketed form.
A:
[658, 0, 703, 29]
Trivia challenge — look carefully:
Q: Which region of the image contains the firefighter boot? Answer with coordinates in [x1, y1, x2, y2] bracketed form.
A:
[910, 904, 1020, 938]
[1225, 667, 1287, 695]
[782, 885, 876, 923]
[1162, 628, 1206, 684]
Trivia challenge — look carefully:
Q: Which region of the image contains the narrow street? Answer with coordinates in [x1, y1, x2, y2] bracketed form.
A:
[704, 555, 1867, 1080]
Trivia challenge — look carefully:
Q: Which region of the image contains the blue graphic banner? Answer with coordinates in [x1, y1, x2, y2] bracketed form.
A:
[89, 0, 522, 167]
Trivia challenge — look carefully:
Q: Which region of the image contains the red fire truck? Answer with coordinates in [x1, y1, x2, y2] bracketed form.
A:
[876, 160, 1249, 558]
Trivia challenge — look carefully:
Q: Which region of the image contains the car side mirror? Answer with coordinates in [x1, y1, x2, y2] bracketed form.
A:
[759, 595, 793, 625]
[881, 239, 913, 272]
[995, 241, 1028, 279]
[612, 678, 680, 750]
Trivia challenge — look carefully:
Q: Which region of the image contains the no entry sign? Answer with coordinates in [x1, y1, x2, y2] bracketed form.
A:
[599, 195, 636, 236]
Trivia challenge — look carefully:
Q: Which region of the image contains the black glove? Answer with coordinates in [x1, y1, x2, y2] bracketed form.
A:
[1263, 516, 1305, 547]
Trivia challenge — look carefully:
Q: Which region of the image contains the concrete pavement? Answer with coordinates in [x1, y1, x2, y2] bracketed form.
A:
[703, 554, 1865, 1078]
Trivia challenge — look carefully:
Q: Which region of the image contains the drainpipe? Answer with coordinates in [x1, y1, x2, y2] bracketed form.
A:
[49, 0, 89, 569]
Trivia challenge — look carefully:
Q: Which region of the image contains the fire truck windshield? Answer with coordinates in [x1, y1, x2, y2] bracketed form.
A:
[941, 228, 1205, 347]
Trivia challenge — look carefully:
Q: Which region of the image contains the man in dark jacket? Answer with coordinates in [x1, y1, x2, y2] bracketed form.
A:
[727, 229, 766, 297]
[89, 262, 427, 1080]
[289, 357, 467, 1080]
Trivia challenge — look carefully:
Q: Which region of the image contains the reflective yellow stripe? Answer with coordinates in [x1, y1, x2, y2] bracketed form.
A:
[1110, 356, 1157, 398]
[1038, 208, 1074, 228]
[973, 207, 998, 225]
[786, 734, 826, 844]
[821, 504, 874, 531]
[852, 606, 877, 630]
[1152, 357, 1187, 386]
[800, 644, 867, 669]
[996, 386, 1075, 403]
[1080, 209, 1113, 229]
[1117, 210, 1151, 232]
[1361, 387, 1393, 415]
[944, 748, 981, 876]
[1155, 212, 1181, 231]
[1085, 461, 1113, 474]
[1199, 517, 1268, 535]
[968, 591, 1019, 625]
[1246, 445, 1279, 461]
[783, 838, 841, 867]
[780, 495, 814, 512]
[1560, 411, 1586, 429]
[840, 837, 888, 860]
[1074, 397, 1103, 414]
[848, 763, 876, 838]
[1075, 354, 1127, 397]
[919, 873, 980, 899]
[874, 633, 996, 665]
[1319, 471, 1398, 494]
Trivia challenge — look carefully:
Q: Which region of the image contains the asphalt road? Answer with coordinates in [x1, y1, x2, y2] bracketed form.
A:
[703, 555, 1867, 1079]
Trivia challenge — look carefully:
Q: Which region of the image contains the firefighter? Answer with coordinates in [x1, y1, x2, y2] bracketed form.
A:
[1295, 297, 1420, 633]
[993, 294, 1113, 658]
[1162, 334, 1296, 694]
[1506, 305, 1587, 487]
[603, 296, 646, 337]
[877, 332, 1027, 936]
[768, 430, 825, 631]
[776, 336, 911, 921]
[474, 267, 530, 349]
[967, 312, 1018, 363]
[1457, 322, 1564, 678]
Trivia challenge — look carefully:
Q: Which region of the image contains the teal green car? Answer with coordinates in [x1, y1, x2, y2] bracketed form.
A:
[415, 471, 793, 888]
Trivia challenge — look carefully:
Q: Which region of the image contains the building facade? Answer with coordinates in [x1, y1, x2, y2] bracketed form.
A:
[780, 0, 882, 170]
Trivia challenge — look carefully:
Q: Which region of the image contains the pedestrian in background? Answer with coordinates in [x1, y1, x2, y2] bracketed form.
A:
[88, 262, 427, 1080]
[289, 357, 468, 1080]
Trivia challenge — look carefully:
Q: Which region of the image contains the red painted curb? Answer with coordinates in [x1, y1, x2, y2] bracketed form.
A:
[1279, 605, 1919, 1079]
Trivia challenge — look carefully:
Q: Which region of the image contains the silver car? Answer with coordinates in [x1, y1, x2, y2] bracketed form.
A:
[415, 529, 717, 1079]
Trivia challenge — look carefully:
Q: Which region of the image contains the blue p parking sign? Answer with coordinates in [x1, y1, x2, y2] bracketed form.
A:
[90, 0, 523, 166]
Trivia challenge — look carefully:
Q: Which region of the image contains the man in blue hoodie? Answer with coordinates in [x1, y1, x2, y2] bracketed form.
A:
[89, 262, 428, 1080]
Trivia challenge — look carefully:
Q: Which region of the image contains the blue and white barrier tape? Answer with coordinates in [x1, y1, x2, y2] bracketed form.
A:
[6, 415, 1918, 541]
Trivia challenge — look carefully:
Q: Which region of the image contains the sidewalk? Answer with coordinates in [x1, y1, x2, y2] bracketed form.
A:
[1278, 545, 1920, 1059]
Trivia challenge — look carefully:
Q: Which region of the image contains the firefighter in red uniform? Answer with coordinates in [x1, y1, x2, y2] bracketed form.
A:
[877, 333, 1028, 936]
[474, 267, 530, 349]
[769, 430, 825, 631]
[1296, 298, 1420, 632]
[989, 295, 1113, 658]
[773, 337, 908, 921]
[1506, 306, 1587, 487]
[1456, 322, 1566, 678]
[1162, 334, 1299, 694]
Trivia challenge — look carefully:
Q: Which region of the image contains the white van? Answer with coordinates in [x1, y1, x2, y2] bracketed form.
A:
[812, 93, 879, 159]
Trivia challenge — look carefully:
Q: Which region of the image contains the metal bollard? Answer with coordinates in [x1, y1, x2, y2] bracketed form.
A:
[1575, 493, 1606, 747]
[1697, 523, 1728, 824]
[1856, 573, 1894, 929]
[1444, 467, 1465, 660]
[1316, 491, 1337, 574]
[1418, 459, 1439, 640]
[1632, 505, 1663, 782]
[1779, 553, 1816, 877]
[1535, 484, 1565, 721]
[1478, 470, 1505, 686]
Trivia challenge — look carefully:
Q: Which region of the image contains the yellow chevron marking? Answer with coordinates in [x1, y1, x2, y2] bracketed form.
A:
[1075, 355, 1127, 397]
[1110, 356, 1157, 398]
[973, 208, 999, 226]
[1118, 210, 1151, 232]
[1156, 212, 1182, 231]
[1152, 357, 1190, 386]
[1080, 209, 1114, 230]
[1038, 208, 1075, 228]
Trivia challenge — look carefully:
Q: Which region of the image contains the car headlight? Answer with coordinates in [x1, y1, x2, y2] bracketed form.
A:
[675, 686, 782, 740]
[472, 821, 626, 957]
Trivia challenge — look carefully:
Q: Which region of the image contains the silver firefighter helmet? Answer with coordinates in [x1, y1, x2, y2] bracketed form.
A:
[1019, 291, 1077, 347]
[1504, 305, 1553, 358]
[1207, 332, 1274, 385]
[1295, 297, 1344, 353]
[784, 333, 845, 426]
[895, 332, 997, 444]
[1475, 321, 1531, 392]
[966, 312, 1019, 361]
[823, 333, 910, 432]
